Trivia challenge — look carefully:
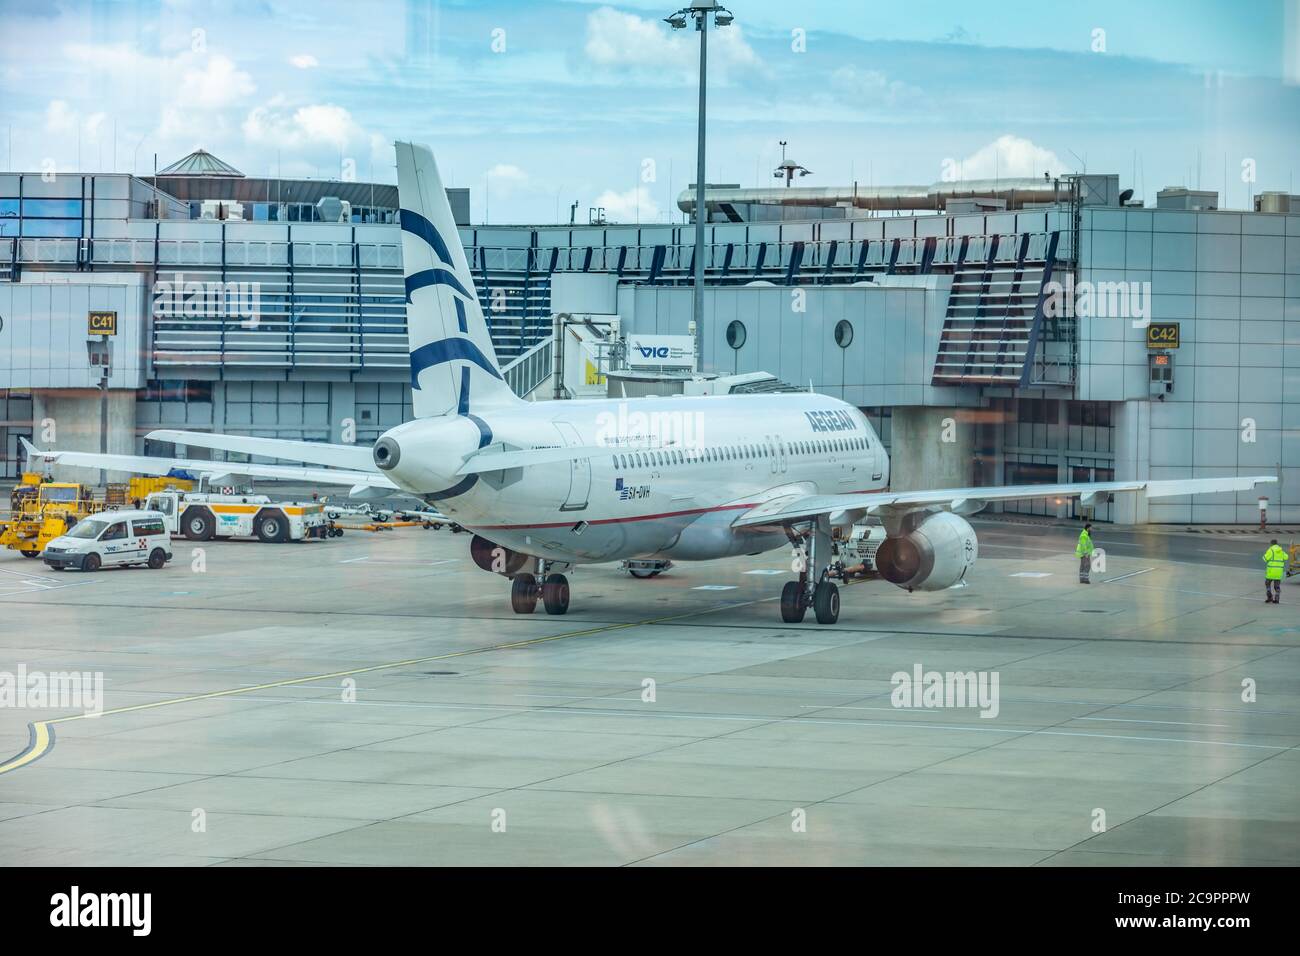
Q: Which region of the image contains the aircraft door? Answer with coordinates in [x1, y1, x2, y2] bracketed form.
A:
[554, 422, 590, 511]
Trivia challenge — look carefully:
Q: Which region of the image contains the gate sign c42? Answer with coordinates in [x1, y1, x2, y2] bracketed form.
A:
[88, 310, 118, 335]
[1146, 322, 1179, 349]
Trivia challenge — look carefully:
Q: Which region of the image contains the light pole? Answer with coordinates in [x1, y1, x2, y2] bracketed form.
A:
[666, 1, 733, 373]
[773, 140, 812, 187]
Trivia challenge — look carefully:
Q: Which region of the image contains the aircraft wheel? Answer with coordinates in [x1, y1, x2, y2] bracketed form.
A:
[628, 568, 655, 579]
[780, 581, 807, 623]
[542, 574, 570, 615]
[813, 580, 840, 625]
[511, 574, 538, 614]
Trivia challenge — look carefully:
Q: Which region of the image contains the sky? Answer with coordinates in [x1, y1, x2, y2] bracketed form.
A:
[1, 0, 1298, 224]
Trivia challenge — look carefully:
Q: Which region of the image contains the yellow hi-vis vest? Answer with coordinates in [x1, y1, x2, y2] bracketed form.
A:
[1264, 545, 1288, 581]
[1076, 530, 1094, 558]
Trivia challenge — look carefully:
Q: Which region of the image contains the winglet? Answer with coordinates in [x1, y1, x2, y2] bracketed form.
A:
[19, 437, 49, 459]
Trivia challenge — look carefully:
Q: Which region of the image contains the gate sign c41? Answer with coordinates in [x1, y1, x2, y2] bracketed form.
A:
[1145, 322, 1179, 349]
[88, 310, 118, 335]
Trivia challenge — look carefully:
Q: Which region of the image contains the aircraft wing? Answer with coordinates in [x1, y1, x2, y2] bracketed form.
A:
[145, 429, 375, 471]
[20, 439, 398, 494]
[732, 476, 1278, 529]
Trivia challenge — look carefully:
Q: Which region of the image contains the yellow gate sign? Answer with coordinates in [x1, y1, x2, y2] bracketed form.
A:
[88, 310, 117, 335]
[1145, 322, 1179, 349]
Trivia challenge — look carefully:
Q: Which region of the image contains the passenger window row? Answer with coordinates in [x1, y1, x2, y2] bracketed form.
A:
[611, 436, 868, 470]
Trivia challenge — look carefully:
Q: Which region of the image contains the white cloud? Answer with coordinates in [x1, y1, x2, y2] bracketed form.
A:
[289, 54, 319, 69]
[583, 6, 759, 77]
[44, 99, 107, 138]
[178, 54, 256, 109]
[593, 185, 660, 223]
[44, 100, 77, 133]
[486, 163, 529, 195]
[831, 67, 924, 108]
[242, 99, 365, 152]
[954, 135, 1063, 180]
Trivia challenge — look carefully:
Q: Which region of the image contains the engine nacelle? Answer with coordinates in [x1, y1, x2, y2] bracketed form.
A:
[469, 534, 529, 576]
[874, 512, 978, 592]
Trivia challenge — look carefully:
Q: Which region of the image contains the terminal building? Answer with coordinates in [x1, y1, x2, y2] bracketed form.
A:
[1, 149, 1297, 523]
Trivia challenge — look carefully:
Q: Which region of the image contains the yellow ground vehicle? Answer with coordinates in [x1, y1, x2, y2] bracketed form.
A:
[0, 481, 110, 558]
[105, 476, 196, 507]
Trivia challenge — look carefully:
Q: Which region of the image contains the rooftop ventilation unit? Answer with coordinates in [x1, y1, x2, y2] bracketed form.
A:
[315, 197, 352, 223]
[1156, 187, 1218, 211]
[1255, 192, 1296, 214]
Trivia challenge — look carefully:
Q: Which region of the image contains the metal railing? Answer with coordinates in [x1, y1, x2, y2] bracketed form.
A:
[500, 336, 553, 398]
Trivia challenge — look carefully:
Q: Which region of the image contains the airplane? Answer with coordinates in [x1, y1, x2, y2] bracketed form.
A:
[25, 141, 1277, 625]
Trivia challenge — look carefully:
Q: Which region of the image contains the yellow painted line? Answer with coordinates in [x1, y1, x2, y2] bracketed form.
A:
[0, 721, 55, 775]
[0, 599, 756, 777]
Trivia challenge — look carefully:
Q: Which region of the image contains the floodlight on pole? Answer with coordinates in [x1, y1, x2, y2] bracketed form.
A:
[666, 0, 733, 372]
[773, 140, 813, 187]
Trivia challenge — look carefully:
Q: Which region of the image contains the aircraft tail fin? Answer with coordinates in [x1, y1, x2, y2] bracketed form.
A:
[395, 141, 519, 418]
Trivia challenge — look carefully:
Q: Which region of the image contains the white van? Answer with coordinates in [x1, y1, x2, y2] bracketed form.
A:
[42, 510, 175, 572]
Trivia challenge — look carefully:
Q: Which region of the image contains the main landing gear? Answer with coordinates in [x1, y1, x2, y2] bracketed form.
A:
[509, 559, 571, 615]
[779, 514, 840, 625]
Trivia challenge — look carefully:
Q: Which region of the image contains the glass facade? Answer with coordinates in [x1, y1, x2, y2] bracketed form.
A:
[999, 397, 1116, 520]
[0, 389, 34, 479]
[0, 196, 84, 238]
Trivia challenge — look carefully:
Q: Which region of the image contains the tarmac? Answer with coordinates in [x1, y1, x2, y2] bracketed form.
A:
[0, 517, 1296, 866]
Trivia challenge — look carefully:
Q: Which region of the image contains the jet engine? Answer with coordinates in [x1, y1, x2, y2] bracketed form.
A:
[469, 534, 529, 576]
[873, 512, 978, 592]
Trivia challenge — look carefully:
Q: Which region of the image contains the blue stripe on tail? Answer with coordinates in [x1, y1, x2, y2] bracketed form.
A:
[405, 268, 472, 302]
[399, 208, 455, 266]
[409, 338, 503, 390]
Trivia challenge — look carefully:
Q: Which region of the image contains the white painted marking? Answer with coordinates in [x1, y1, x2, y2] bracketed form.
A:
[1010, 571, 1052, 578]
[692, 585, 738, 591]
[0, 579, 96, 598]
[1112, 581, 1260, 603]
[339, 557, 460, 566]
[1074, 716, 1230, 728]
[515, 694, 641, 701]
[743, 569, 784, 576]
[208, 695, 1290, 751]
[980, 543, 1068, 555]
[1102, 567, 1154, 584]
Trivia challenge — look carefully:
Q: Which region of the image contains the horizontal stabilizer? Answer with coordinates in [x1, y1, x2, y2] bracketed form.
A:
[146, 430, 375, 471]
[21, 439, 396, 492]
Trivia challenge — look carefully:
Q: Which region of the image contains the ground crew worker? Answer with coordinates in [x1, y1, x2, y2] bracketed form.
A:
[1263, 539, 1287, 604]
[1076, 523, 1095, 584]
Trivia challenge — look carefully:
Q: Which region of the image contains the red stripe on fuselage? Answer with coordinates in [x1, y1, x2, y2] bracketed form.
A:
[475, 488, 883, 531]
